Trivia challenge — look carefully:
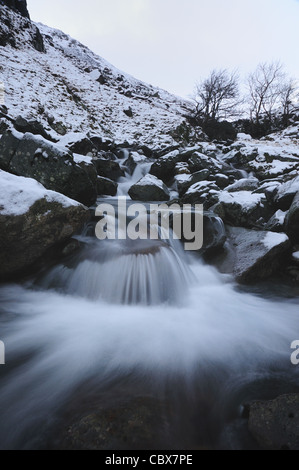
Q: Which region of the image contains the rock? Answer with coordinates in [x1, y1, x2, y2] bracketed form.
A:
[188, 152, 222, 174]
[124, 151, 147, 175]
[0, 130, 97, 206]
[225, 177, 259, 193]
[1, 0, 30, 18]
[202, 212, 226, 254]
[97, 176, 118, 196]
[265, 210, 287, 232]
[129, 174, 170, 201]
[0, 3, 45, 51]
[285, 192, 299, 244]
[213, 191, 269, 228]
[275, 176, 299, 211]
[181, 181, 220, 209]
[123, 107, 133, 118]
[176, 170, 210, 197]
[95, 158, 125, 181]
[14, 116, 55, 142]
[0, 171, 89, 280]
[216, 227, 290, 283]
[215, 173, 230, 190]
[59, 396, 168, 450]
[150, 150, 181, 183]
[68, 137, 98, 156]
[248, 394, 299, 450]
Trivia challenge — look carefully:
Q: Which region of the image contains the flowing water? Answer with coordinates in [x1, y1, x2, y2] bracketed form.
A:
[1, 166, 299, 449]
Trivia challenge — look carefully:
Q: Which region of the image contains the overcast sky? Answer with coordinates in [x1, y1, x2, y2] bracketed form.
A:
[27, 0, 299, 99]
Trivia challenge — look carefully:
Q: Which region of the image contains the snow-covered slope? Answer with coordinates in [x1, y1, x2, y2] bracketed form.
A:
[0, 5, 192, 148]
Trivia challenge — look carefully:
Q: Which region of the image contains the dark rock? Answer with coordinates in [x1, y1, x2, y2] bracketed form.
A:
[96, 74, 106, 85]
[285, 192, 299, 244]
[188, 152, 222, 174]
[181, 181, 220, 209]
[0, 198, 89, 281]
[14, 116, 55, 141]
[215, 174, 230, 190]
[265, 210, 287, 233]
[150, 151, 181, 183]
[1, 0, 30, 18]
[59, 396, 168, 450]
[248, 394, 299, 450]
[129, 175, 170, 201]
[95, 158, 125, 181]
[225, 177, 259, 193]
[215, 226, 290, 283]
[97, 176, 118, 196]
[124, 107, 133, 118]
[275, 176, 299, 211]
[0, 130, 97, 206]
[68, 137, 97, 156]
[213, 191, 270, 228]
[176, 169, 210, 197]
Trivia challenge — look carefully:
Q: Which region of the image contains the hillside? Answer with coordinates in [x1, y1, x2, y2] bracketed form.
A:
[0, 3, 192, 148]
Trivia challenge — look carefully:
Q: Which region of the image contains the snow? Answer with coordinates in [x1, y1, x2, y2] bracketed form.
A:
[0, 6, 192, 149]
[73, 154, 93, 165]
[292, 252, 299, 262]
[219, 191, 264, 210]
[237, 133, 252, 141]
[273, 210, 287, 225]
[135, 174, 165, 189]
[263, 232, 289, 250]
[0, 170, 80, 216]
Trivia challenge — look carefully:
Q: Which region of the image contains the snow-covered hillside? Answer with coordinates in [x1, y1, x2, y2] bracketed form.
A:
[0, 4, 192, 148]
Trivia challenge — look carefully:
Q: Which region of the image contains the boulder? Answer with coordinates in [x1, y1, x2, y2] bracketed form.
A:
[285, 192, 299, 244]
[176, 170, 210, 197]
[248, 394, 299, 450]
[181, 181, 220, 209]
[129, 174, 170, 201]
[95, 158, 125, 181]
[59, 396, 167, 450]
[225, 177, 259, 193]
[275, 176, 299, 211]
[0, 170, 89, 280]
[97, 176, 118, 196]
[188, 152, 222, 174]
[213, 191, 269, 228]
[0, 130, 97, 206]
[216, 227, 290, 283]
[150, 150, 181, 183]
[14, 116, 55, 142]
[202, 212, 226, 254]
[265, 210, 287, 232]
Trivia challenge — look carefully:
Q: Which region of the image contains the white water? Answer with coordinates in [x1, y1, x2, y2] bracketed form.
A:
[0, 165, 299, 448]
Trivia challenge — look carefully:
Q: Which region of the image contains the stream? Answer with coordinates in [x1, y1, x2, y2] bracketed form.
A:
[0, 162, 299, 450]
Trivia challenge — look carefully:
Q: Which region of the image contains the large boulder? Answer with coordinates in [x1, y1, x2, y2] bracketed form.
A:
[0, 170, 89, 280]
[274, 176, 299, 211]
[285, 192, 299, 243]
[129, 174, 170, 201]
[0, 130, 97, 206]
[248, 394, 299, 450]
[95, 158, 125, 181]
[214, 226, 290, 282]
[213, 191, 270, 228]
[150, 150, 181, 183]
[97, 176, 118, 196]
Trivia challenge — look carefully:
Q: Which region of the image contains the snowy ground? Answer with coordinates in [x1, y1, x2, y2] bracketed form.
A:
[0, 6, 192, 149]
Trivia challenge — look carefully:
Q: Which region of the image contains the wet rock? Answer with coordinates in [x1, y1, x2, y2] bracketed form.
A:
[248, 394, 299, 450]
[216, 227, 290, 283]
[59, 396, 167, 450]
[95, 158, 125, 181]
[129, 174, 170, 201]
[97, 176, 118, 196]
[285, 192, 299, 244]
[0, 130, 97, 206]
[124, 151, 147, 175]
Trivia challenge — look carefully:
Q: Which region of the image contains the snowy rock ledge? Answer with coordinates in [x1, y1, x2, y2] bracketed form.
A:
[0, 170, 89, 280]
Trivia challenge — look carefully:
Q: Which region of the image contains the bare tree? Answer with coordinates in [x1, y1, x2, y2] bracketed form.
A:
[247, 61, 286, 125]
[279, 79, 298, 126]
[193, 69, 241, 123]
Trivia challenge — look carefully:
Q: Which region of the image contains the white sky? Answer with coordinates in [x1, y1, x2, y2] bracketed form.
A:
[27, 0, 299, 99]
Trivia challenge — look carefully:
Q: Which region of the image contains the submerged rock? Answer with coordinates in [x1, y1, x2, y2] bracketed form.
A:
[129, 174, 170, 201]
[248, 394, 299, 450]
